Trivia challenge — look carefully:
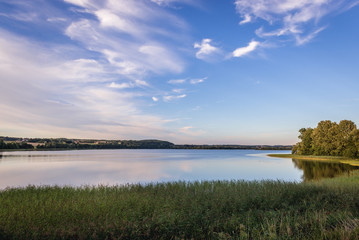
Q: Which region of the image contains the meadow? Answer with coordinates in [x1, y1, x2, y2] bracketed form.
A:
[2, 171, 359, 239]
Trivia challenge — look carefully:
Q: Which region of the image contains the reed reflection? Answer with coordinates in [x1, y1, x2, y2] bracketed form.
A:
[292, 159, 359, 181]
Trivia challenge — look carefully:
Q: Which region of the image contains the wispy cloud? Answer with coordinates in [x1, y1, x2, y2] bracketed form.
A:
[64, 0, 187, 79]
[233, 40, 260, 57]
[163, 94, 187, 102]
[0, 0, 194, 140]
[190, 77, 207, 84]
[239, 14, 252, 25]
[47, 17, 67, 22]
[0, 31, 177, 139]
[235, 0, 358, 45]
[179, 126, 205, 136]
[168, 79, 187, 84]
[172, 89, 184, 93]
[109, 82, 132, 89]
[108, 79, 150, 90]
[295, 26, 326, 45]
[168, 77, 207, 85]
[150, 0, 198, 7]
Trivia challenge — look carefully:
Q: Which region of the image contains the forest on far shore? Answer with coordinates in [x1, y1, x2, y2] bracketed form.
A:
[0, 136, 291, 151]
[293, 120, 359, 158]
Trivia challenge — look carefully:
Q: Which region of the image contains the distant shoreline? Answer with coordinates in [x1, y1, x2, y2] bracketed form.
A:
[0, 147, 292, 152]
[1, 136, 292, 151]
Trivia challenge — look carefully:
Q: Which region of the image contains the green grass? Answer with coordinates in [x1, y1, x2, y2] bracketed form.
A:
[2, 173, 359, 239]
[268, 154, 359, 166]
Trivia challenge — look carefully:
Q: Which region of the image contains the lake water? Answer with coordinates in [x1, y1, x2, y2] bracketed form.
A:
[0, 149, 357, 189]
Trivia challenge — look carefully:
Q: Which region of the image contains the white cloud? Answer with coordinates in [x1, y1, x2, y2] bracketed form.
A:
[64, 0, 90, 8]
[94, 9, 141, 36]
[163, 94, 186, 102]
[179, 126, 205, 136]
[64, 0, 186, 78]
[168, 79, 187, 84]
[233, 40, 260, 57]
[109, 82, 132, 89]
[108, 79, 149, 89]
[295, 26, 326, 45]
[168, 77, 206, 85]
[138, 45, 183, 74]
[47, 17, 67, 22]
[151, 0, 177, 6]
[235, 0, 358, 45]
[194, 38, 221, 61]
[190, 77, 207, 84]
[150, 0, 199, 8]
[152, 96, 159, 102]
[172, 89, 184, 93]
[179, 126, 193, 133]
[134, 79, 149, 87]
[0, 27, 179, 140]
[239, 14, 252, 25]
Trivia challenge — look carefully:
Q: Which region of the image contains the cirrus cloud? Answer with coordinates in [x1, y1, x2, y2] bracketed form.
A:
[235, 0, 359, 45]
[0, 0, 196, 142]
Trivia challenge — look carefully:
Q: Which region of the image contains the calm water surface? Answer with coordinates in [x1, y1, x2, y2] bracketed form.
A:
[0, 149, 357, 189]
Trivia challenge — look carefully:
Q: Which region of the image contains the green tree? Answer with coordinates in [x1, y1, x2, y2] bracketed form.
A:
[335, 120, 357, 156]
[295, 120, 359, 158]
[0, 138, 6, 149]
[351, 129, 359, 158]
[312, 120, 338, 156]
[295, 128, 313, 155]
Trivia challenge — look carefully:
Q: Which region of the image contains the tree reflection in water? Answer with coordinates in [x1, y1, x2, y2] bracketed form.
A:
[292, 159, 359, 181]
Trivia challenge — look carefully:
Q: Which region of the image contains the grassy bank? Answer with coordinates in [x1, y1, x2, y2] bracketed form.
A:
[268, 154, 359, 166]
[2, 173, 359, 240]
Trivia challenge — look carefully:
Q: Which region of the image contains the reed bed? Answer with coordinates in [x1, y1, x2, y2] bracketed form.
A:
[1, 173, 359, 239]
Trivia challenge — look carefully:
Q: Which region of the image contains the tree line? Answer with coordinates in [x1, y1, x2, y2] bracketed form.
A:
[0, 139, 34, 150]
[0, 136, 292, 150]
[292, 120, 359, 158]
[0, 138, 174, 150]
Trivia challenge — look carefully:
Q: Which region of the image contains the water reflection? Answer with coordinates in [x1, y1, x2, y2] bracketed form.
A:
[0, 150, 303, 189]
[292, 159, 359, 181]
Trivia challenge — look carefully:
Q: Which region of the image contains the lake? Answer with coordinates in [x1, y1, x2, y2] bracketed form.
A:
[0, 149, 357, 189]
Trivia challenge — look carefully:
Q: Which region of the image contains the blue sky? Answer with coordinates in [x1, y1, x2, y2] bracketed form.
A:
[0, 0, 359, 144]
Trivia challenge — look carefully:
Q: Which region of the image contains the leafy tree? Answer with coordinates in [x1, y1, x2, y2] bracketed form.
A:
[295, 128, 313, 155]
[336, 120, 357, 155]
[295, 120, 359, 158]
[0, 138, 6, 149]
[312, 120, 338, 156]
[351, 129, 359, 157]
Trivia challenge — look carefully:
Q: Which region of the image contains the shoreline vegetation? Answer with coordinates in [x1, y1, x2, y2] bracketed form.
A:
[267, 119, 359, 168]
[1, 171, 359, 239]
[268, 154, 359, 166]
[292, 120, 359, 158]
[0, 136, 292, 151]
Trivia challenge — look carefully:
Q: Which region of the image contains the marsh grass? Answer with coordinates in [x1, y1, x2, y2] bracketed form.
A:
[1, 174, 359, 239]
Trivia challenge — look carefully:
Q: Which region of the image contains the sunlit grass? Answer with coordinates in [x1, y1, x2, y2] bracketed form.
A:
[2, 174, 359, 239]
[268, 154, 359, 166]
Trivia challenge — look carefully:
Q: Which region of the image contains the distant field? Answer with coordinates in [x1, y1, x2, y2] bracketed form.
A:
[2, 172, 359, 239]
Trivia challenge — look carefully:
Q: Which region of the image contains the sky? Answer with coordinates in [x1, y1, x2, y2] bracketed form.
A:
[0, 0, 359, 145]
